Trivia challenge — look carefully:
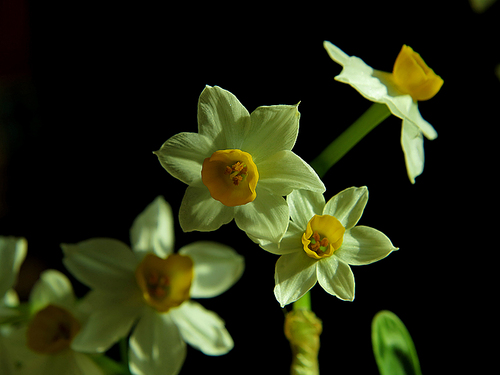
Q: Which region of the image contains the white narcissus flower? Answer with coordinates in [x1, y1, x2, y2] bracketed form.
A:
[154, 85, 325, 244]
[62, 196, 244, 375]
[3, 269, 104, 375]
[254, 187, 398, 307]
[323, 41, 444, 183]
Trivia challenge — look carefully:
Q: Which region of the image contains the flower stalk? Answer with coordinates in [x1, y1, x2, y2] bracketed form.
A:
[310, 103, 391, 178]
[284, 308, 322, 375]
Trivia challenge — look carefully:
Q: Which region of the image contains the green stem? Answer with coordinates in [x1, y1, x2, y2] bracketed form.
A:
[309, 103, 391, 178]
[293, 290, 311, 311]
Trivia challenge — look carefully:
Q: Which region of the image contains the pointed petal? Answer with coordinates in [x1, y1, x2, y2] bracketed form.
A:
[72, 352, 106, 375]
[323, 186, 368, 230]
[243, 104, 300, 162]
[258, 150, 325, 196]
[317, 257, 355, 301]
[197, 85, 251, 150]
[71, 290, 143, 353]
[62, 238, 138, 292]
[29, 269, 76, 312]
[323, 41, 350, 66]
[253, 221, 303, 255]
[179, 186, 235, 232]
[274, 251, 318, 307]
[178, 241, 244, 298]
[130, 196, 175, 259]
[336, 226, 398, 266]
[170, 301, 233, 355]
[287, 189, 325, 229]
[129, 309, 186, 375]
[401, 120, 425, 184]
[0, 236, 27, 298]
[234, 190, 289, 244]
[154, 131, 214, 187]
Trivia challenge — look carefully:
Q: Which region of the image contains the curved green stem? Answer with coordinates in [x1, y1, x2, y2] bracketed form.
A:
[309, 103, 391, 178]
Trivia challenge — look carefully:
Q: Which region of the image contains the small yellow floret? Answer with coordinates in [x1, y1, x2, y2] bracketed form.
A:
[392, 45, 443, 101]
[135, 253, 193, 312]
[201, 149, 259, 207]
[302, 215, 345, 259]
[26, 304, 80, 355]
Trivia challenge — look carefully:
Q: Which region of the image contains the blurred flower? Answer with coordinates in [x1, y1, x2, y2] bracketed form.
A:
[155, 85, 325, 243]
[3, 269, 104, 375]
[253, 187, 397, 307]
[0, 236, 27, 375]
[0, 236, 26, 319]
[62, 196, 244, 375]
[324, 42, 443, 183]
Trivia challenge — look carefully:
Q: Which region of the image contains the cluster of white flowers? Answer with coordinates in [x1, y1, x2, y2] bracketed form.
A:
[0, 42, 442, 375]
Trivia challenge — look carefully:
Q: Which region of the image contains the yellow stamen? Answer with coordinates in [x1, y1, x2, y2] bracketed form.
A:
[302, 215, 345, 259]
[201, 149, 259, 206]
[392, 45, 443, 101]
[135, 253, 193, 313]
[26, 304, 81, 355]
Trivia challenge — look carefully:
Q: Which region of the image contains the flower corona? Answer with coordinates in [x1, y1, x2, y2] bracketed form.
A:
[201, 149, 259, 207]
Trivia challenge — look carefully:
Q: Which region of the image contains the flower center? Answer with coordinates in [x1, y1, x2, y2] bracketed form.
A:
[26, 304, 81, 355]
[302, 215, 345, 259]
[201, 149, 259, 207]
[135, 253, 194, 313]
[392, 45, 443, 101]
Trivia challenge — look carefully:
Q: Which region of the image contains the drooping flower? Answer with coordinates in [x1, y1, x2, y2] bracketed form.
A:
[3, 269, 105, 375]
[154, 85, 325, 243]
[62, 196, 244, 375]
[252, 187, 398, 307]
[323, 41, 443, 183]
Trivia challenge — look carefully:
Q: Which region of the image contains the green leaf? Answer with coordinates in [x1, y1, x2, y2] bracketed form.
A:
[371, 310, 422, 375]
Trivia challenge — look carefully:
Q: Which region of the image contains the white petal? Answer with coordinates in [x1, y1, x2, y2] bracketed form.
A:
[130, 196, 175, 259]
[323, 186, 368, 230]
[72, 352, 106, 375]
[71, 290, 143, 353]
[401, 120, 425, 184]
[274, 251, 318, 307]
[129, 309, 186, 375]
[317, 257, 355, 301]
[335, 226, 398, 266]
[258, 150, 325, 196]
[154, 131, 214, 187]
[179, 186, 235, 232]
[170, 301, 233, 355]
[234, 190, 289, 244]
[0, 236, 27, 298]
[197, 85, 251, 150]
[29, 269, 76, 312]
[178, 241, 244, 298]
[62, 238, 138, 292]
[323, 41, 350, 66]
[287, 189, 325, 229]
[253, 221, 303, 255]
[242, 104, 299, 162]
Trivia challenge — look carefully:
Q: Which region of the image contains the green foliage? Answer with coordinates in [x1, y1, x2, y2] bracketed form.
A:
[371, 310, 422, 375]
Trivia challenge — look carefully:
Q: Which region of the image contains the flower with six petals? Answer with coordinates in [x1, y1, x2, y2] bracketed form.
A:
[62, 196, 244, 375]
[252, 187, 398, 307]
[154, 85, 325, 243]
[323, 41, 443, 183]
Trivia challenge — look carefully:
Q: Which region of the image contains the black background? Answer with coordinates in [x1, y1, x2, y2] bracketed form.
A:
[1, 1, 497, 374]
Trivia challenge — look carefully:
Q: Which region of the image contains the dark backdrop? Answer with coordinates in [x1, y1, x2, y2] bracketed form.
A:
[1, 1, 497, 374]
